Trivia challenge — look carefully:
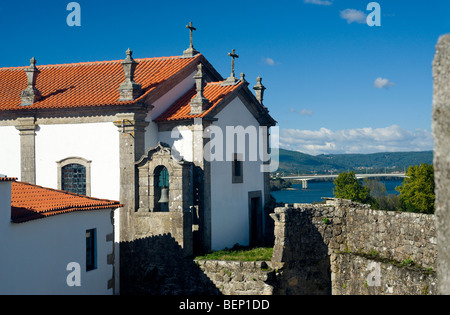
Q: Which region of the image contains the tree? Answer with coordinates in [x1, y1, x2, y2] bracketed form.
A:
[270, 177, 292, 191]
[396, 164, 435, 214]
[363, 179, 400, 211]
[333, 171, 374, 205]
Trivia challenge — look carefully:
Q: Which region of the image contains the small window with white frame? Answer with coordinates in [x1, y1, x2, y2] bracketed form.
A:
[56, 157, 92, 196]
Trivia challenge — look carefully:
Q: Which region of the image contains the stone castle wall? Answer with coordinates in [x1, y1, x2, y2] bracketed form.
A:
[270, 199, 437, 295]
[194, 260, 276, 295]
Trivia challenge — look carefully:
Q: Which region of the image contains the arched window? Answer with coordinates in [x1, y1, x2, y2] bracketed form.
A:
[154, 166, 169, 212]
[62, 163, 87, 195]
[57, 157, 92, 196]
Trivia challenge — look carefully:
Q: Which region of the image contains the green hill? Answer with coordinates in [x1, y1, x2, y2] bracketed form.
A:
[273, 149, 433, 175]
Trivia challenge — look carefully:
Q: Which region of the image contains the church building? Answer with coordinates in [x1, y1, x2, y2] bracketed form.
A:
[0, 24, 277, 291]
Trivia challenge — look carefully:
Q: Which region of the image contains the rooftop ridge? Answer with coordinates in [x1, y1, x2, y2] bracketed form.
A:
[0, 54, 197, 71]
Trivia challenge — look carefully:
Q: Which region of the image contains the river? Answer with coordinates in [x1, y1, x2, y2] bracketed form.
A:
[271, 179, 403, 204]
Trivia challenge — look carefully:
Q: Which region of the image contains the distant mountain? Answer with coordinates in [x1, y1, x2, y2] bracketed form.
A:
[273, 149, 433, 175]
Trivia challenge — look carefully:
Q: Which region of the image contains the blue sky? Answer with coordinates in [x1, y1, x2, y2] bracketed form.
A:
[0, 0, 448, 155]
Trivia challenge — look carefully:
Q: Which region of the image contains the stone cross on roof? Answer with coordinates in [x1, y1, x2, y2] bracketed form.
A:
[228, 49, 239, 78]
[187, 22, 196, 49]
[183, 22, 200, 58]
[222, 49, 240, 86]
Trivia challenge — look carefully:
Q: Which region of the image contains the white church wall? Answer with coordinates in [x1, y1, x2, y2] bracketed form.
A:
[144, 71, 196, 152]
[210, 97, 266, 250]
[0, 205, 114, 295]
[35, 123, 120, 201]
[144, 121, 159, 155]
[0, 126, 21, 179]
[148, 71, 196, 121]
[158, 127, 194, 162]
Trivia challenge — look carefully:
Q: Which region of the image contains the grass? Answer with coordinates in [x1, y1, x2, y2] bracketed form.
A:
[338, 250, 435, 275]
[195, 246, 273, 262]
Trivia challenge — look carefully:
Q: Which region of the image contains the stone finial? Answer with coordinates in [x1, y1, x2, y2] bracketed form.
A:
[20, 57, 42, 106]
[183, 22, 200, 58]
[119, 48, 142, 101]
[190, 63, 210, 115]
[253, 76, 266, 105]
[240, 73, 247, 83]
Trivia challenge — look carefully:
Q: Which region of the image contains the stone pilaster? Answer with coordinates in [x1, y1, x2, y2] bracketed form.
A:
[113, 112, 149, 242]
[199, 119, 212, 252]
[15, 117, 37, 184]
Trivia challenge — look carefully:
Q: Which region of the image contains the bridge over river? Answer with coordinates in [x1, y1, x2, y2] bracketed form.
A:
[282, 173, 407, 189]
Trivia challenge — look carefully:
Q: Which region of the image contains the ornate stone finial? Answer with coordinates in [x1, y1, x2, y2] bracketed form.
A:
[30, 57, 37, 67]
[125, 48, 132, 58]
[119, 48, 142, 101]
[183, 22, 200, 58]
[222, 49, 240, 86]
[190, 63, 210, 115]
[20, 57, 42, 106]
[253, 76, 266, 105]
[240, 73, 248, 84]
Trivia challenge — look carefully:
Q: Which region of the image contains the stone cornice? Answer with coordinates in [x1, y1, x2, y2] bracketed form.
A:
[0, 103, 150, 126]
[15, 117, 37, 134]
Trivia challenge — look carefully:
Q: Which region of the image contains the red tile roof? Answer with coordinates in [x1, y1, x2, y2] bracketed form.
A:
[0, 54, 202, 111]
[10, 181, 122, 223]
[154, 81, 243, 122]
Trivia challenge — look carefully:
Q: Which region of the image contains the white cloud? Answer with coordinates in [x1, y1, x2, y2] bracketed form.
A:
[262, 57, 276, 66]
[279, 125, 433, 155]
[340, 9, 367, 24]
[290, 108, 314, 116]
[374, 77, 395, 89]
[304, 0, 333, 5]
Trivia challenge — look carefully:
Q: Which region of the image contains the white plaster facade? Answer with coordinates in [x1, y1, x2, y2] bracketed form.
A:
[0, 126, 21, 179]
[35, 122, 120, 201]
[209, 97, 266, 250]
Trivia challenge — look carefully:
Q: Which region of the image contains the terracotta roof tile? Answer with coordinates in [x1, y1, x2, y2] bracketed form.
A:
[154, 81, 243, 122]
[0, 55, 201, 111]
[10, 181, 122, 223]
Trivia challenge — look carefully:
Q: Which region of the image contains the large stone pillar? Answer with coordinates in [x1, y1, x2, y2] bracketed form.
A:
[197, 118, 212, 252]
[15, 117, 37, 184]
[433, 34, 450, 294]
[113, 112, 148, 243]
